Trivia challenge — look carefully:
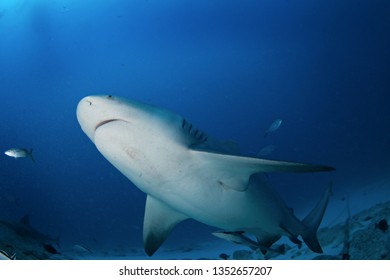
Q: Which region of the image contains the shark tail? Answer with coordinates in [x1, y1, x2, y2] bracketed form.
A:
[301, 183, 332, 253]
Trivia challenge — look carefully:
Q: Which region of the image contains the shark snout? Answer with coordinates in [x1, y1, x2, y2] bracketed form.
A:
[77, 95, 132, 142]
[76, 96, 111, 141]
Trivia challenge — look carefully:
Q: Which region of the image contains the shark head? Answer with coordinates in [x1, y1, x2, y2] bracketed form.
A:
[77, 95, 208, 152]
[77, 95, 335, 256]
[77, 95, 177, 141]
[77, 95, 184, 191]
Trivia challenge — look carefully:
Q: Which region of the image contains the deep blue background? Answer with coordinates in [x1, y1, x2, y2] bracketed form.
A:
[1, 0, 389, 252]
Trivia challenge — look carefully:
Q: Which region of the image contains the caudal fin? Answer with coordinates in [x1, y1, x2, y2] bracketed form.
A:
[301, 183, 332, 253]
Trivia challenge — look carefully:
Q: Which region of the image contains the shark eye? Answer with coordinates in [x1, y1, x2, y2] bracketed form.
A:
[107, 95, 113, 99]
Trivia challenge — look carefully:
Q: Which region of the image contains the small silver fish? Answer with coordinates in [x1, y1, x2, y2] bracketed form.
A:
[212, 231, 284, 254]
[213, 230, 261, 251]
[4, 148, 35, 162]
[257, 145, 276, 156]
[0, 249, 16, 260]
[72, 244, 93, 254]
[264, 119, 282, 137]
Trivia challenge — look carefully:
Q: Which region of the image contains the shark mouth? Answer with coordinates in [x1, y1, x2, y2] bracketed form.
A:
[94, 119, 121, 131]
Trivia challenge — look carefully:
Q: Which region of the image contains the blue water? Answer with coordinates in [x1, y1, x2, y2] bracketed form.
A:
[1, 0, 389, 256]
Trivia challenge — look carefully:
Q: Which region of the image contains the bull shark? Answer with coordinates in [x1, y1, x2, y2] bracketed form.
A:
[76, 95, 335, 256]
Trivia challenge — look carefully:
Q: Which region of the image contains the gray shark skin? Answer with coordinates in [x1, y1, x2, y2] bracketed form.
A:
[77, 95, 335, 256]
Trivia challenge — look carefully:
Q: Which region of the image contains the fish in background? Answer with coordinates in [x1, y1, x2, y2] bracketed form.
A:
[0, 249, 16, 260]
[257, 145, 276, 156]
[72, 244, 93, 255]
[4, 148, 34, 162]
[213, 230, 270, 252]
[264, 119, 282, 137]
[0, 214, 56, 244]
[212, 230, 287, 256]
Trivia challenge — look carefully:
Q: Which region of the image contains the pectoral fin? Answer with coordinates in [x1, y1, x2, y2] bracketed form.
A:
[143, 195, 188, 256]
[193, 150, 335, 192]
